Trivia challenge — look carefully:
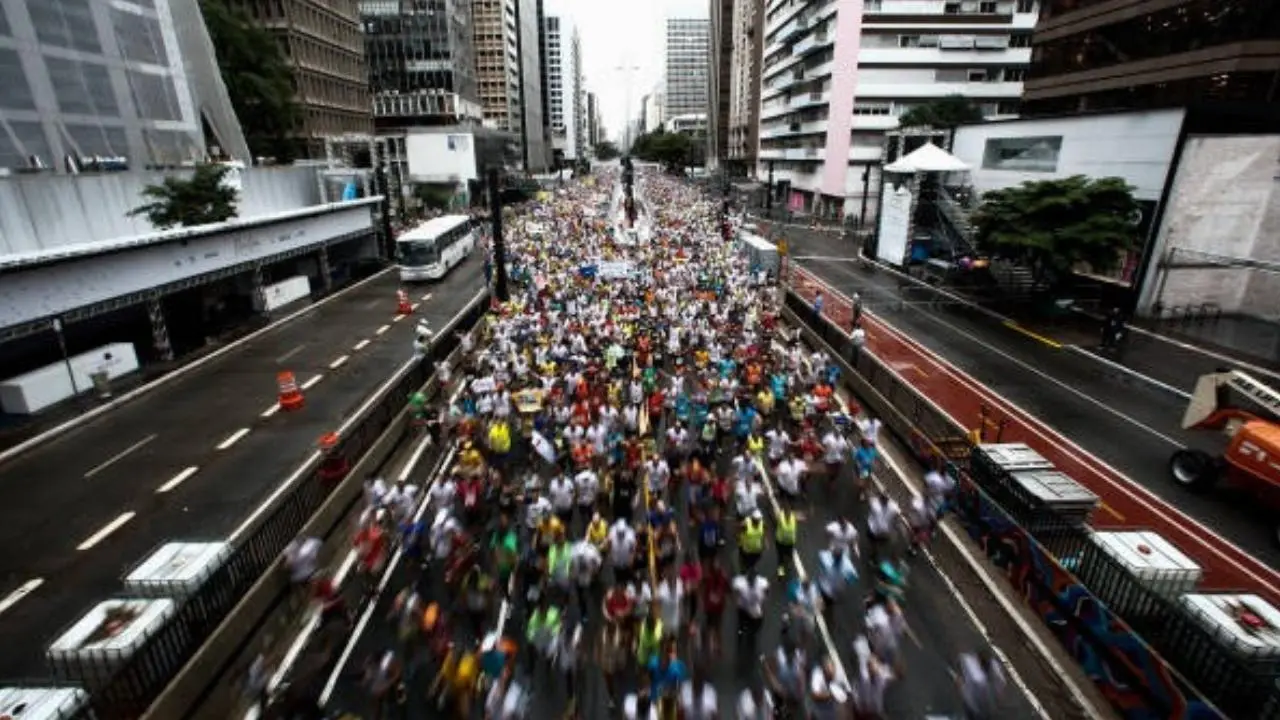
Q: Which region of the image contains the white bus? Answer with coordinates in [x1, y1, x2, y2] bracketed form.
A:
[396, 214, 478, 281]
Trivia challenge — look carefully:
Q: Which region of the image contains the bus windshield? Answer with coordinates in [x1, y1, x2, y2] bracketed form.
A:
[399, 239, 438, 267]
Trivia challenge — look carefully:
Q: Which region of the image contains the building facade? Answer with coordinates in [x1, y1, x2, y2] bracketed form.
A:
[728, 0, 765, 172]
[570, 30, 585, 160]
[471, 0, 521, 135]
[363, 0, 482, 131]
[664, 18, 711, 119]
[242, 0, 370, 156]
[708, 0, 734, 170]
[758, 0, 1035, 221]
[514, 0, 549, 171]
[0, 0, 249, 172]
[542, 12, 581, 162]
[1024, 0, 1279, 115]
[586, 91, 600, 150]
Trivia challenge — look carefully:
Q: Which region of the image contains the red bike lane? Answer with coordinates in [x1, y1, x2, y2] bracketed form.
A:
[789, 265, 1280, 603]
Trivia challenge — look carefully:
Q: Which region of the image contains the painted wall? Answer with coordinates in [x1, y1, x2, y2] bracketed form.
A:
[949, 108, 1185, 202]
[1137, 135, 1280, 319]
[820, 1, 864, 196]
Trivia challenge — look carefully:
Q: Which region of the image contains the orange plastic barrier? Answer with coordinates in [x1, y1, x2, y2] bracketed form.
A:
[277, 371, 305, 411]
[396, 289, 413, 315]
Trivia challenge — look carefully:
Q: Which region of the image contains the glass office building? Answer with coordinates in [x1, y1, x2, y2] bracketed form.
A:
[0, 0, 248, 173]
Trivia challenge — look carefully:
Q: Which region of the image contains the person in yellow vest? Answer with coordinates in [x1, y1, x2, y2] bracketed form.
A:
[739, 508, 766, 573]
[635, 605, 664, 664]
[488, 419, 512, 470]
[586, 512, 609, 551]
[746, 431, 765, 460]
[775, 507, 798, 578]
[756, 386, 775, 417]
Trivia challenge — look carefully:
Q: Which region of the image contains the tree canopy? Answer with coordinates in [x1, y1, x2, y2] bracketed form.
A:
[897, 94, 985, 130]
[201, 0, 301, 162]
[970, 175, 1142, 288]
[593, 141, 620, 161]
[630, 129, 698, 170]
[130, 164, 240, 229]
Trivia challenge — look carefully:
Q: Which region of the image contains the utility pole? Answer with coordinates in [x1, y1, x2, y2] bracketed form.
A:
[487, 167, 510, 302]
[765, 160, 775, 218]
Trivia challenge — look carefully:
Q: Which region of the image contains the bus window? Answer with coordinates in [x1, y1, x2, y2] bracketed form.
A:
[400, 239, 439, 266]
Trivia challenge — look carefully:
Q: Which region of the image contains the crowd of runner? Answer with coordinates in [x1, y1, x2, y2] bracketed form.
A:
[266, 169, 1010, 720]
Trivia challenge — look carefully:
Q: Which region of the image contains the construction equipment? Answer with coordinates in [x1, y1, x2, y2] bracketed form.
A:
[1169, 370, 1280, 543]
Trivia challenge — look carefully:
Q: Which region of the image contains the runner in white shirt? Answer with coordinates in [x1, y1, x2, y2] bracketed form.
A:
[866, 600, 909, 671]
[737, 687, 773, 720]
[608, 519, 638, 583]
[734, 477, 763, 517]
[821, 429, 849, 482]
[958, 650, 1007, 720]
[825, 517, 860, 558]
[732, 570, 769, 649]
[678, 674, 718, 720]
[866, 492, 902, 561]
[549, 475, 576, 523]
[655, 570, 685, 629]
[766, 426, 791, 463]
[573, 468, 599, 515]
[775, 455, 807, 498]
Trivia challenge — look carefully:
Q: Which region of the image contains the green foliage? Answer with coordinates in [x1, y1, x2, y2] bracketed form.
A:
[414, 184, 454, 210]
[630, 129, 697, 170]
[897, 94, 985, 130]
[594, 141, 620, 161]
[970, 175, 1142, 288]
[201, 0, 301, 162]
[130, 164, 239, 229]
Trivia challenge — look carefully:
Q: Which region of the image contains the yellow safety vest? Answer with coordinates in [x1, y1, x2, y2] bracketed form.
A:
[588, 520, 608, 547]
[637, 619, 664, 660]
[747, 435, 764, 456]
[776, 511, 797, 546]
[740, 518, 764, 554]
[489, 422, 511, 453]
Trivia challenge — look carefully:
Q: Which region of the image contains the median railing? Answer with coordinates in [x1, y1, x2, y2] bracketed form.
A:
[783, 289, 1280, 720]
[36, 290, 491, 720]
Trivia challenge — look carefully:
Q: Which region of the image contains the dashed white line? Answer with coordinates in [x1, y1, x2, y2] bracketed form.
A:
[0, 578, 44, 616]
[261, 403, 281, 418]
[300, 374, 324, 390]
[392, 313, 408, 323]
[420, 293, 433, 302]
[409, 302, 421, 312]
[77, 512, 136, 551]
[375, 324, 391, 335]
[352, 339, 371, 352]
[275, 344, 306, 364]
[156, 466, 200, 494]
[83, 433, 157, 479]
[217, 427, 251, 450]
[329, 355, 349, 370]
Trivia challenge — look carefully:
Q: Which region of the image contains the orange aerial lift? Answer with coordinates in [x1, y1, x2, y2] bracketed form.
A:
[1169, 369, 1280, 544]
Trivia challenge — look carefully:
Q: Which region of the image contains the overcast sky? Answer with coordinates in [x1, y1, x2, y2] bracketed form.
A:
[545, 0, 709, 143]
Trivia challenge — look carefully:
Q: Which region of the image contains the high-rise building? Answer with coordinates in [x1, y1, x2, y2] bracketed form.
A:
[515, 0, 549, 171]
[363, 0, 482, 130]
[542, 12, 582, 163]
[708, 0, 734, 170]
[758, 0, 1035, 221]
[570, 30, 585, 159]
[472, 0, 521, 136]
[664, 18, 711, 119]
[1023, 0, 1279, 115]
[242, 0, 370, 156]
[0, 0, 249, 172]
[728, 0, 765, 173]
[585, 92, 600, 150]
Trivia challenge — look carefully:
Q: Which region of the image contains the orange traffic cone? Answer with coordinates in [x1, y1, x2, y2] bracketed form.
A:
[396, 289, 413, 315]
[277, 371, 305, 411]
[318, 431, 349, 483]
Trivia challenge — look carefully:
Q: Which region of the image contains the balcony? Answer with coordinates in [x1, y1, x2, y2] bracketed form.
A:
[855, 81, 1023, 99]
[857, 46, 1030, 65]
[793, 30, 833, 57]
[759, 117, 829, 139]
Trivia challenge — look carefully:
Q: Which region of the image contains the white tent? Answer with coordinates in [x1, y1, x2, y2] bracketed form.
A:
[883, 142, 970, 173]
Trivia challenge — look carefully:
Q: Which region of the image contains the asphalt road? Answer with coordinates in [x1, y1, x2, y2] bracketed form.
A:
[777, 226, 1280, 577]
[0, 256, 485, 679]
[304, 198, 1047, 720]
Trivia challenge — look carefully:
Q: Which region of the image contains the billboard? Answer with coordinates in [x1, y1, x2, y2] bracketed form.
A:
[406, 132, 479, 184]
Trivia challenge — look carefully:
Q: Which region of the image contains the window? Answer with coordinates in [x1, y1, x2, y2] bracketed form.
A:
[1016, 0, 1036, 11]
[1009, 33, 1032, 48]
[0, 50, 36, 110]
[979, 1, 998, 12]
[1003, 68, 1026, 81]
[968, 69, 987, 82]
[981, 136, 1062, 172]
[898, 35, 920, 47]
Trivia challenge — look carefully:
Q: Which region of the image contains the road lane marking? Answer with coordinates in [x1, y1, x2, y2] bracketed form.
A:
[420, 293, 432, 301]
[375, 324, 391, 335]
[275, 344, 306, 364]
[363, 298, 382, 310]
[83, 433, 157, 479]
[157, 466, 200, 494]
[301, 374, 324, 390]
[410, 302, 420, 312]
[1065, 345, 1191, 399]
[796, 272, 1280, 596]
[352, 339, 371, 352]
[392, 313, 407, 323]
[1002, 320, 1063, 349]
[0, 578, 43, 616]
[217, 428, 251, 450]
[261, 403, 281, 418]
[77, 512, 136, 550]
[329, 355, 349, 370]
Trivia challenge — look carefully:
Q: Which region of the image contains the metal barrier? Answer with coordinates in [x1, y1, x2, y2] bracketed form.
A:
[782, 289, 1280, 720]
[45, 290, 491, 719]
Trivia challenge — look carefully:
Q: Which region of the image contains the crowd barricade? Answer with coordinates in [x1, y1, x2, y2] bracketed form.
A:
[781, 288, 1280, 720]
[49, 290, 491, 720]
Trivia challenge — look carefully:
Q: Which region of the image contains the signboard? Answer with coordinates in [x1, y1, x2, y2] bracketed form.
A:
[405, 131, 478, 183]
[876, 184, 913, 266]
[598, 261, 635, 279]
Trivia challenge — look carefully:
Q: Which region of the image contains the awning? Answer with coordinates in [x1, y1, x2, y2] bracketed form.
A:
[883, 142, 970, 173]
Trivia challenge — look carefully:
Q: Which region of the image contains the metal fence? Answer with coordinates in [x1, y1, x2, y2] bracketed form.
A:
[782, 289, 1280, 720]
[44, 290, 491, 720]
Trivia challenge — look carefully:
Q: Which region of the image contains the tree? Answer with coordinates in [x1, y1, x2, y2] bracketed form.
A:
[130, 164, 239, 229]
[201, 0, 301, 162]
[630, 129, 695, 171]
[970, 175, 1142, 289]
[897, 94, 985, 130]
[594, 141, 620, 161]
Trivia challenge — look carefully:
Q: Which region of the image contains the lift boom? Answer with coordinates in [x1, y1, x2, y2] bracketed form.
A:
[1181, 370, 1280, 431]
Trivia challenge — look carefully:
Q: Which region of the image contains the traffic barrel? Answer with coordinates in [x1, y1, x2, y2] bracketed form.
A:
[317, 431, 349, 483]
[277, 371, 305, 411]
[396, 289, 413, 315]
